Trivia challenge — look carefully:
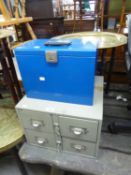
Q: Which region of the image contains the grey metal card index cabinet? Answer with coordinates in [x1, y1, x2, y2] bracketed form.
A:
[16, 76, 103, 158]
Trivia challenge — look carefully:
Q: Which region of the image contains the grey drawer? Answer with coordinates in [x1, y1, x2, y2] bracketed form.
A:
[25, 129, 56, 150]
[63, 138, 96, 157]
[59, 116, 98, 142]
[16, 109, 54, 133]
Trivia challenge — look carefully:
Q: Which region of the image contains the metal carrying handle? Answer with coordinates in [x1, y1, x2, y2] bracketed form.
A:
[71, 127, 87, 136]
[72, 144, 86, 152]
[32, 120, 42, 128]
[36, 138, 47, 145]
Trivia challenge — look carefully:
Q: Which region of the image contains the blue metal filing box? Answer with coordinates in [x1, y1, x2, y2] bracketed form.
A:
[14, 39, 97, 105]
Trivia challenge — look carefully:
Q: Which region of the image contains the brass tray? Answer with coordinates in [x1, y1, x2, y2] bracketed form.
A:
[53, 32, 127, 49]
[0, 108, 23, 153]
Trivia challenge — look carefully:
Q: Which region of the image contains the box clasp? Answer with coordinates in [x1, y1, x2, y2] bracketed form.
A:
[45, 51, 57, 63]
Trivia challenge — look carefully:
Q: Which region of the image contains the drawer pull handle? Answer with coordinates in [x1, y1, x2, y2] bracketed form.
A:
[72, 144, 86, 152]
[71, 127, 86, 136]
[32, 121, 42, 128]
[37, 138, 47, 145]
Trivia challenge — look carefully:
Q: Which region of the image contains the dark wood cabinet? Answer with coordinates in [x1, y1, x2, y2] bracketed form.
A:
[64, 19, 95, 33]
[26, 0, 54, 19]
[25, 0, 64, 38]
[30, 17, 64, 38]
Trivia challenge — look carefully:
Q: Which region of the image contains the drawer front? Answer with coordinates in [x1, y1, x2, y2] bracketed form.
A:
[63, 138, 96, 157]
[25, 129, 56, 149]
[59, 116, 98, 142]
[16, 109, 54, 133]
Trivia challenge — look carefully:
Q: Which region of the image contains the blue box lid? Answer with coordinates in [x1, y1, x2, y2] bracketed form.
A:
[14, 39, 97, 57]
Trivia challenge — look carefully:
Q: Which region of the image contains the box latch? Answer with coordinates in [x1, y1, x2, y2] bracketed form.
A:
[45, 51, 57, 63]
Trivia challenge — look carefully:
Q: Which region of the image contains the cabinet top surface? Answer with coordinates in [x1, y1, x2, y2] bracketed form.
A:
[16, 76, 103, 120]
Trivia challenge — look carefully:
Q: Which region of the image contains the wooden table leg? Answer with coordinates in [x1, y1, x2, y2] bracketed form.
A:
[105, 47, 116, 94]
[1, 38, 23, 100]
[1, 54, 19, 103]
[100, 49, 107, 75]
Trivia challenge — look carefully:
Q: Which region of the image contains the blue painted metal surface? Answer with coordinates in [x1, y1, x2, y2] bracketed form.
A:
[14, 39, 97, 105]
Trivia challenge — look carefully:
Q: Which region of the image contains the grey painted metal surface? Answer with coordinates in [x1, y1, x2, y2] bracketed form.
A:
[25, 130, 57, 150]
[16, 109, 54, 133]
[62, 137, 96, 157]
[59, 116, 98, 142]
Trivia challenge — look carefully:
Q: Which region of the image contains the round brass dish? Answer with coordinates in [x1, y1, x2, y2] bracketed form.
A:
[0, 108, 23, 153]
[53, 32, 127, 49]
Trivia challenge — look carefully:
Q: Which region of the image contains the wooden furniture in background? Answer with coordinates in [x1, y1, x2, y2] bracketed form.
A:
[73, 0, 97, 32]
[118, 0, 127, 33]
[0, 0, 36, 103]
[99, 0, 104, 31]
[73, 0, 83, 32]
[0, 29, 22, 103]
[25, 0, 64, 38]
[26, 0, 54, 19]
[108, 0, 131, 17]
[65, 0, 108, 33]
[94, 0, 106, 31]
[0, 0, 36, 42]
[106, 0, 131, 31]
[29, 17, 64, 38]
[64, 19, 95, 33]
